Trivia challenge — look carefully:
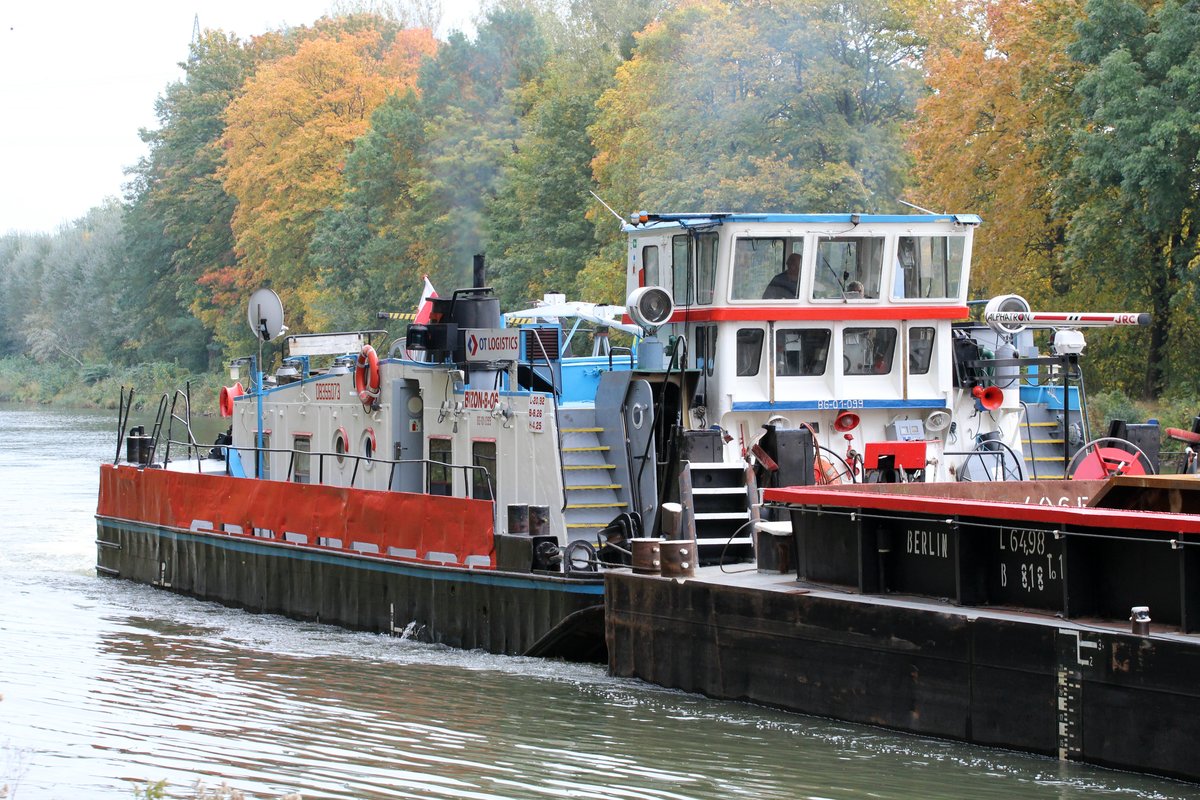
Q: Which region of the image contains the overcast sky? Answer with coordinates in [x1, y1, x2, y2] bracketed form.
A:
[0, 1, 480, 235]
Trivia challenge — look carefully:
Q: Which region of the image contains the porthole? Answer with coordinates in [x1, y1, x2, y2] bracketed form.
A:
[333, 427, 348, 465]
[361, 428, 377, 470]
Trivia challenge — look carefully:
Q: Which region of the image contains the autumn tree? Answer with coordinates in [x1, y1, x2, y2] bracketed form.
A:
[910, 0, 1084, 304]
[220, 25, 435, 339]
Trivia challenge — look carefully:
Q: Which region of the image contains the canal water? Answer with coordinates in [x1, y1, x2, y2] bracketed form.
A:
[1, 404, 1198, 800]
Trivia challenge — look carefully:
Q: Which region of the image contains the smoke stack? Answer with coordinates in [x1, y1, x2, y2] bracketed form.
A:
[473, 254, 486, 289]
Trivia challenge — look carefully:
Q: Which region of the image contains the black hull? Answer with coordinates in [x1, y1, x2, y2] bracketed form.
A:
[606, 571, 1200, 784]
[96, 519, 606, 662]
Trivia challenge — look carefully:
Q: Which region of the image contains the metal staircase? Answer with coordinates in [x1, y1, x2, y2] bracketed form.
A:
[558, 406, 630, 542]
[1021, 402, 1081, 480]
[684, 461, 754, 561]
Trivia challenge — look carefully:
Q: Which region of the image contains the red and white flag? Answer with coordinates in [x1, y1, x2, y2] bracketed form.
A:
[414, 275, 438, 324]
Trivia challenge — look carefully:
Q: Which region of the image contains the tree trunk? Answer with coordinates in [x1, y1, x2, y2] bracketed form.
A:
[1143, 246, 1173, 400]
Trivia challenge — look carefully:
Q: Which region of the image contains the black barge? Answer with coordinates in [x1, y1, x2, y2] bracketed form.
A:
[605, 476, 1200, 784]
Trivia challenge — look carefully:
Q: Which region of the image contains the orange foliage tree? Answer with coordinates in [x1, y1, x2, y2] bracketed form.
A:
[220, 27, 435, 336]
[909, 0, 1084, 302]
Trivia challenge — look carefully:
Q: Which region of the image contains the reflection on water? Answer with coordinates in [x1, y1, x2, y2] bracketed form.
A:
[1, 404, 1198, 799]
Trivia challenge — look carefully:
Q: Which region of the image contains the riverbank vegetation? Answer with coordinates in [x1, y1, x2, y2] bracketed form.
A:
[2, 0, 1199, 408]
[0, 356, 223, 411]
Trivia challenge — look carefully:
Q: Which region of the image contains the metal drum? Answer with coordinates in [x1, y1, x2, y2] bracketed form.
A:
[528, 505, 550, 537]
[660, 539, 696, 578]
[630, 538, 663, 575]
[507, 504, 529, 535]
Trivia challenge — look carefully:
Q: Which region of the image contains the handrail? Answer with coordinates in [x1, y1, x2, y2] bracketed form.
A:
[1018, 401, 1038, 480]
[114, 386, 134, 465]
[521, 327, 569, 515]
[608, 346, 634, 371]
[164, 387, 205, 471]
[202, 441, 494, 500]
[640, 335, 687, 535]
[146, 394, 170, 467]
[946, 444, 1025, 481]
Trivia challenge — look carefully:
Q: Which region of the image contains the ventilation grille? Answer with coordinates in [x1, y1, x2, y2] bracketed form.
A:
[523, 327, 560, 361]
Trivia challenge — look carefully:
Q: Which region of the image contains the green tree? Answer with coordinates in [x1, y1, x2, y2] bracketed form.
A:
[411, 7, 551, 292]
[587, 0, 929, 298]
[484, 0, 666, 308]
[1063, 0, 1200, 396]
[127, 29, 259, 366]
[485, 56, 610, 308]
[308, 89, 431, 330]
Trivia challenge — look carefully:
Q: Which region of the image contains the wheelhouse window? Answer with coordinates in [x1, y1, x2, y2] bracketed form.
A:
[909, 327, 935, 374]
[893, 236, 967, 299]
[695, 232, 718, 305]
[429, 437, 453, 496]
[843, 327, 897, 375]
[671, 232, 719, 305]
[292, 435, 311, 484]
[813, 236, 885, 300]
[732, 237, 805, 301]
[672, 235, 689, 304]
[472, 440, 496, 501]
[736, 328, 764, 376]
[642, 245, 660, 287]
[775, 329, 831, 377]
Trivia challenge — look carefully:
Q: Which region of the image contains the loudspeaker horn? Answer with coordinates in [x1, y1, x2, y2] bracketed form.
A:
[972, 384, 1004, 411]
[833, 410, 860, 432]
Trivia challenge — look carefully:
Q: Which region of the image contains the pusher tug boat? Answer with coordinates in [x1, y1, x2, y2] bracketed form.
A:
[100, 212, 1195, 784]
[95, 211, 1157, 656]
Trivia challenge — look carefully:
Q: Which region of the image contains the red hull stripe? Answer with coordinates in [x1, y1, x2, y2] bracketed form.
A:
[623, 305, 969, 324]
[763, 485, 1200, 534]
[98, 464, 496, 566]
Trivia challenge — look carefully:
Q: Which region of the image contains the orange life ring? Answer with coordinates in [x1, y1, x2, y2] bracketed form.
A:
[219, 382, 245, 417]
[355, 344, 381, 409]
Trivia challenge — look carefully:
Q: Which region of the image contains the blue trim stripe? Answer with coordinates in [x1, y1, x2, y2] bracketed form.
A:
[625, 213, 981, 231]
[732, 399, 948, 411]
[102, 518, 605, 596]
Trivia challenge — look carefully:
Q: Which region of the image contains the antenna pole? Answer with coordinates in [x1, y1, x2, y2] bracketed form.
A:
[897, 199, 940, 215]
[256, 341, 264, 478]
[590, 190, 626, 225]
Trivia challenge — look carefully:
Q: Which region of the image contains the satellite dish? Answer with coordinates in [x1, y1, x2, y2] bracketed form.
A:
[984, 294, 1031, 337]
[247, 288, 286, 341]
[627, 286, 674, 333]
